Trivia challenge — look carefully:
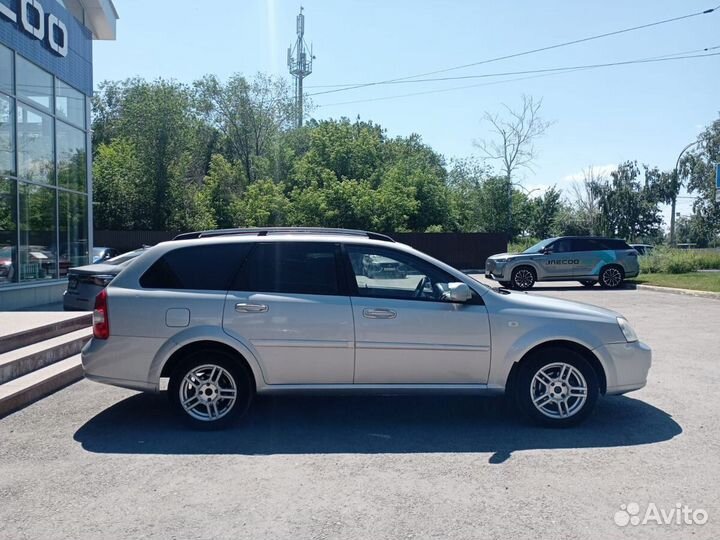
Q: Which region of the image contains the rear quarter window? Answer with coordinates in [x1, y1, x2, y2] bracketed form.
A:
[140, 243, 251, 290]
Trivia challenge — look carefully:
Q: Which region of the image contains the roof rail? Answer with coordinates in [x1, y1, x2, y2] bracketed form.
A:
[173, 227, 395, 242]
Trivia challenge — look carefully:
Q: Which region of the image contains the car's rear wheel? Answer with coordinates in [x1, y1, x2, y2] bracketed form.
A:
[169, 350, 253, 429]
[579, 280, 596, 287]
[511, 266, 536, 290]
[515, 347, 599, 427]
[599, 265, 624, 289]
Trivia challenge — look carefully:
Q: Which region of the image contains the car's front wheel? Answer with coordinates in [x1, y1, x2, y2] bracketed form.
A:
[515, 347, 599, 427]
[511, 266, 536, 290]
[169, 350, 254, 429]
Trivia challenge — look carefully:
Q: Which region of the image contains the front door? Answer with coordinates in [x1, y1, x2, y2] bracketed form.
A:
[223, 242, 355, 385]
[344, 244, 491, 384]
[540, 238, 578, 279]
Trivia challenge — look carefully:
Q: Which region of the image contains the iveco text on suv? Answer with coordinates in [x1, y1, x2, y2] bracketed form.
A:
[82, 228, 651, 428]
[485, 236, 640, 290]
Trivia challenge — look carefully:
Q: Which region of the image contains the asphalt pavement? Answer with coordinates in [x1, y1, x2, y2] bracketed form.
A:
[1, 280, 718, 539]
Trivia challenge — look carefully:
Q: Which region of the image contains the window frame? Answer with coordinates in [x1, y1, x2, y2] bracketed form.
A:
[340, 243, 483, 305]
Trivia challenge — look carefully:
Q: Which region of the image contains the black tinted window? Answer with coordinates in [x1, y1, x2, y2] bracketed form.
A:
[140, 243, 251, 290]
[550, 239, 573, 253]
[598, 239, 631, 250]
[573, 238, 605, 251]
[233, 242, 340, 295]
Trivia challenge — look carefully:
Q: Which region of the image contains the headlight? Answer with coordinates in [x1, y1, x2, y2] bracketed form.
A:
[493, 258, 508, 263]
[617, 317, 638, 343]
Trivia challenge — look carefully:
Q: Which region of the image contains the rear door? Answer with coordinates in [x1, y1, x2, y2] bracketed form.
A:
[223, 241, 355, 385]
[343, 244, 491, 384]
[572, 238, 608, 277]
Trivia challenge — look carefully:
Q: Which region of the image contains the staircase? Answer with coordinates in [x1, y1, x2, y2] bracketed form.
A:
[0, 313, 92, 417]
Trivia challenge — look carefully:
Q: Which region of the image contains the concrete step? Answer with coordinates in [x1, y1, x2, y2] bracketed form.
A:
[0, 355, 83, 418]
[0, 328, 92, 385]
[0, 313, 92, 355]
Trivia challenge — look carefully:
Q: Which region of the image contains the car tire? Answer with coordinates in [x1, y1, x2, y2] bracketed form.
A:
[511, 266, 536, 290]
[515, 347, 599, 427]
[599, 265, 625, 289]
[169, 350, 254, 430]
[578, 280, 596, 287]
[499, 280, 513, 288]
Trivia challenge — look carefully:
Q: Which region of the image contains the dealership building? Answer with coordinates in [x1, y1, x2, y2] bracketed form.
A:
[0, 0, 117, 309]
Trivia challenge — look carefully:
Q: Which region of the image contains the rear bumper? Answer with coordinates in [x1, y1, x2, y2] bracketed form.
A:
[593, 340, 652, 395]
[63, 290, 94, 311]
[81, 336, 164, 392]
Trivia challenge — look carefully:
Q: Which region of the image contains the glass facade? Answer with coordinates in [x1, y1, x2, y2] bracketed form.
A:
[0, 43, 89, 288]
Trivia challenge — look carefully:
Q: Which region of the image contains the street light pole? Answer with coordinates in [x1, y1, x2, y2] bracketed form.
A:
[670, 140, 702, 245]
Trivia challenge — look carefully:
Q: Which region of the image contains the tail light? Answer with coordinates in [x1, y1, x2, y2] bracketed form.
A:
[93, 289, 110, 339]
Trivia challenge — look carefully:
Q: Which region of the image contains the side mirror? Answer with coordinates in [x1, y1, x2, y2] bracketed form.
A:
[444, 282, 472, 303]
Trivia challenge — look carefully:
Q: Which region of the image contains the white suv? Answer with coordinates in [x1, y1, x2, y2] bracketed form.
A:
[82, 228, 651, 428]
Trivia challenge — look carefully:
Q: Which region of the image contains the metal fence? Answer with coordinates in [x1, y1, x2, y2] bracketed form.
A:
[94, 230, 507, 270]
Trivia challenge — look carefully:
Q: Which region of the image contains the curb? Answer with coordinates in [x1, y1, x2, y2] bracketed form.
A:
[636, 284, 720, 300]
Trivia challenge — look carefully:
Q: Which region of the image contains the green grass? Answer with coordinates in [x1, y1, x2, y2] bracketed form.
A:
[632, 272, 720, 293]
[640, 248, 720, 274]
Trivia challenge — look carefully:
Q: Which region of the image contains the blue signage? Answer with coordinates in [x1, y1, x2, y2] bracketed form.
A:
[0, 0, 93, 96]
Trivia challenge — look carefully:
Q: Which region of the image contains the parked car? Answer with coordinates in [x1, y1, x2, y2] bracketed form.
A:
[485, 236, 640, 290]
[63, 248, 146, 311]
[362, 254, 407, 279]
[92, 247, 120, 263]
[629, 243, 654, 256]
[81, 228, 651, 429]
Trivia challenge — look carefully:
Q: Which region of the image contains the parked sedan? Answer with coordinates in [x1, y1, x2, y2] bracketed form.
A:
[92, 247, 120, 263]
[63, 248, 146, 311]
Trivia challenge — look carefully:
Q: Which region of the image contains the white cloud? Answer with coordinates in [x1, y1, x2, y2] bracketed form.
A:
[561, 164, 616, 184]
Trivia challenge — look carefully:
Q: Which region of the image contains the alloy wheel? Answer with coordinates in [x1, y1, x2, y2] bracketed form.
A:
[514, 268, 535, 289]
[601, 267, 623, 288]
[179, 364, 238, 422]
[530, 362, 588, 419]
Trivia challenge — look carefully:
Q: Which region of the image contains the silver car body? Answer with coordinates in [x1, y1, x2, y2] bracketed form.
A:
[82, 233, 650, 399]
[485, 237, 640, 283]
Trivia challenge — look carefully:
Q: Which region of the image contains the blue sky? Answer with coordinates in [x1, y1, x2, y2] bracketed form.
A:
[94, 0, 720, 223]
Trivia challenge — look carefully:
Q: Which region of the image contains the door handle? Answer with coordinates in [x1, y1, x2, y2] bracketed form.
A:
[363, 308, 397, 319]
[235, 303, 269, 313]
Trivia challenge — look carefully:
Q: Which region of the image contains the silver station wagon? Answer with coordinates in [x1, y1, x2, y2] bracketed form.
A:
[82, 228, 651, 428]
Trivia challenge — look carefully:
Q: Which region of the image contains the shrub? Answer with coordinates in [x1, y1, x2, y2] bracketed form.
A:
[639, 248, 720, 274]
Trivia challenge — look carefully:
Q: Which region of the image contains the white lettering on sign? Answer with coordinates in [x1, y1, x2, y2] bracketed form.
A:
[0, 0, 68, 57]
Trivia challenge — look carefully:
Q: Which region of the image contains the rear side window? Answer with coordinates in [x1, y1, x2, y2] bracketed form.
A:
[573, 238, 606, 251]
[140, 244, 251, 290]
[232, 242, 341, 295]
[598, 239, 631, 250]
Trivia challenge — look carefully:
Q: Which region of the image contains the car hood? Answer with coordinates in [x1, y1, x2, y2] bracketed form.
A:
[487, 252, 526, 260]
[67, 263, 123, 276]
[495, 289, 621, 321]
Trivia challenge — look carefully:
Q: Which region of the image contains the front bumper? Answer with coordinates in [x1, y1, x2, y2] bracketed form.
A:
[593, 340, 652, 395]
[484, 260, 508, 280]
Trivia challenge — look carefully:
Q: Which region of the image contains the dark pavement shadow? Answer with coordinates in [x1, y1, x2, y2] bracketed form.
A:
[74, 393, 681, 463]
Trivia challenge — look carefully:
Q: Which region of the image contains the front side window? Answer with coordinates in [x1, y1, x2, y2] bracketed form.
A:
[549, 239, 573, 253]
[345, 245, 464, 302]
[232, 242, 341, 295]
[141, 243, 251, 290]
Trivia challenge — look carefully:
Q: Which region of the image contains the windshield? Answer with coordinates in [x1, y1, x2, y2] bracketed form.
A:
[104, 249, 145, 265]
[522, 238, 556, 254]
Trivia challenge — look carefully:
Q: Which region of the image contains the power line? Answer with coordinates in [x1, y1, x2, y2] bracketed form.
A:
[315, 49, 720, 108]
[307, 5, 719, 97]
